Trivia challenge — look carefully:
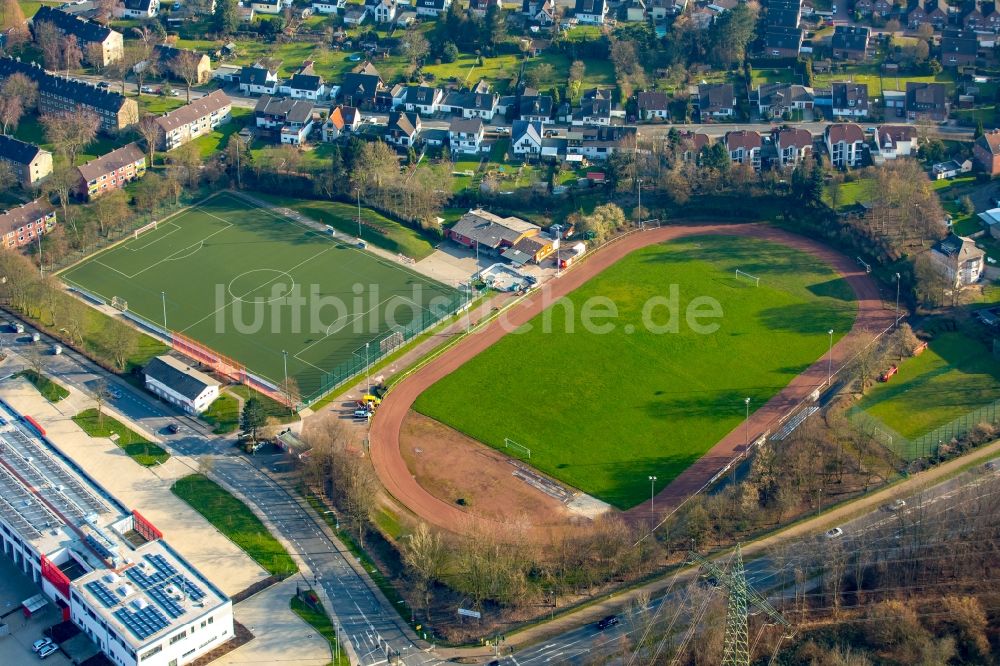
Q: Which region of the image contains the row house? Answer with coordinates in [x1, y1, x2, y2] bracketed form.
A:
[774, 128, 813, 168]
[322, 104, 361, 142]
[119, 0, 160, 18]
[830, 81, 870, 118]
[962, 1, 986, 30]
[279, 62, 327, 100]
[75, 143, 146, 200]
[906, 81, 949, 121]
[401, 85, 444, 115]
[696, 83, 737, 119]
[567, 126, 637, 161]
[154, 90, 232, 151]
[442, 87, 500, 120]
[940, 29, 978, 68]
[153, 44, 212, 85]
[239, 62, 280, 96]
[255, 95, 315, 145]
[825, 123, 865, 168]
[871, 125, 919, 163]
[339, 66, 386, 108]
[636, 91, 670, 120]
[753, 83, 814, 117]
[385, 111, 421, 147]
[0, 135, 52, 188]
[974, 129, 1000, 175]
[856, 0, 895, 16]
[414, 0, 450, 14]
[0, 200, 55, 250]
[32, 6, 123, 67]
[522, 0, 556, 24]
[907, 0, 950, 30]
[449, 117, 485, 154]
[768, 0, 802, 27]
[725, 130, 762, 171]
[0, 57, 138, 133]
[831, 25, 870, 60]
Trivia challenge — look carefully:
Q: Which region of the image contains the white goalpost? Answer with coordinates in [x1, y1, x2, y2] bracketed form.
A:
[735, 269, 760, 287]
[504, 438, 531, 459]
[134, 220, 158, 240]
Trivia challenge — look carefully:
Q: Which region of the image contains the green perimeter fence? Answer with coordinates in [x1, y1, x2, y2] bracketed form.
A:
[851, 399, 1000, 462]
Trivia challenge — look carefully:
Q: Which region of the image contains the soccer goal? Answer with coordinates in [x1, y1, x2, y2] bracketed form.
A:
[735, 269, 760, 287]
[111, 296, 128, 311]
[504, 438, 531, 459]
[134, 220, 158, 240]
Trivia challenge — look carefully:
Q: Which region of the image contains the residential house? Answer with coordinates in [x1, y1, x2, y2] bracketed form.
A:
[449, 117, 485, 154]
[279, 62, 327, 100]
[143, 356, 221, 414]
[153, 44, 212, 85]
[930, 234, 984, 287]
[871, 125, 918, 162]
[519, 88, 553, 123]
[449, 209, 540, 257]
[32, 6, 123, 67]
[402, 86, 444, 115]
[522, 0, 556, 24]
[830, 81, 870, 118]
[366, 0, 398, 22]
[831, 25, 870, 60]
[650, 0, 687, 19]
[385, 111, 421, 147]
[154, 90, 232, 151]
[696, 83, 736, 119]
[963, 1, 986, 30]
[0, 199, 55, 250]
[254, 95, 315, 145]
[768, 0, 802, 26]
[342, 4, 369, 23]
[636, 91, 670, 120]
[763, 25, 803, 58]
[75, 143, 146, 200]
[873, 0, 894, 16]
[974, 129, 1000, 175]
[884, 89, 906, 117]
[725, 130, 762, 170]
[932, 158, 973, 179]
[251, 0, 282, 13]
[906, 81, 949, 121]
[239, 62, 280, 95]
[566, 126, 637, 161]
[0, 57, 138, 133]
[468, 0, 501, 16]
[753, 83, 814, 117]
[986, 1, 1000, 31]
[680, 131, 710, 163]
[940, 29, 978, 68]
[339, 69, 385, 108]
[120, 0, 159, 18]
[574, 0, 609, 23]
[908, 0, 949, 29]
[312, 0, 346, 13]
[854, 0, 874, 14]
[322, 105, 361, 141]
[623, 0, 647, 21]
[443, 88, 500, 120]
[504, 234, 555, 266]
[0, 136, 52, 188]
[572, 88, 612, 126]
[512, 120, 543, 158]
[414, 0, 450, 15]
[825, 123, 866, 168]
[774, 128, 813, 168]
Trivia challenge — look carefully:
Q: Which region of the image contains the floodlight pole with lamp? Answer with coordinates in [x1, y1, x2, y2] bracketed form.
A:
[828, 328, 834, 387]
[744, 397, 751, 455]
[161, 291, 167, 331]
[649, 475, 657, 517]
[895, 272, 901, 327]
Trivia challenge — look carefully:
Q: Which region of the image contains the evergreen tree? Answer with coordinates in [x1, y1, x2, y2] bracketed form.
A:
[240, 397, 266, 444]
[215, 0, 239, 35]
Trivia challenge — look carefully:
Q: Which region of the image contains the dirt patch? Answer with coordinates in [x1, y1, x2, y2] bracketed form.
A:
[400, 412, 580, 527]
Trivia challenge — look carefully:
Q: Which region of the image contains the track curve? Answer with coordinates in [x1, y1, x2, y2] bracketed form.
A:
[369, 223, 895, 534]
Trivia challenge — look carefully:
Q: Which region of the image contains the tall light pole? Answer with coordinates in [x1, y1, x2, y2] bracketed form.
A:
[828, 328, 834, 387]
[649, 475, 657, 517]
[356, 188, 362, 240]
[365, 341, 370, 393]
[637, 178, 643, 229]
[161, 291, 168, 331]
[894, 272, 901, 327]
[744, 397, 751, 453]
[282, 350, 288, 392]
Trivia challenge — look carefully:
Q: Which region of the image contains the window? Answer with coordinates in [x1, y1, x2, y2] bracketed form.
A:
[169, 630, 188, 645]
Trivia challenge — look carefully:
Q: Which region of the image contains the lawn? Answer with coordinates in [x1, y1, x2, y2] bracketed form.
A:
[253, 192, 439, 260]
[202, 394, 240, 434]
[172, 474, 298, 577]
[812, 65, 955, 100]
[189, 107, 252, 159]
[228, 385, 299, 425]
[13, 116, 130, 165]
[825, 178, 875, 210]
[856, 332, 1000, 444]
[290, 596, 350, 666]
[750, 67, 802, 88]
[423, 54, 521, 92]
[72, 408, 170, 466]
[60, 192, 460, 401]
[414, 234, 858, 508]
[17, 370, 68, 402]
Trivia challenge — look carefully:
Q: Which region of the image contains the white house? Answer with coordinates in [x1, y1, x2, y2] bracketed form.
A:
[871, 125, 918, 162]
[312, 0, 345, 12]
[144, 356, 220, 414]
[120, 0, 160, 18]
[251, 0, 282, 13]
[930, 234, 984, 288]
[825, 123, 865, 168]
[574, 0, 608, 23]
[449, 117, 485, 154]
[512, 120, 543, 157]
[279, 63, 327, 100]
[239, 63, 279, 95]
[366, 0, 397, 22]
[402, 85, 444, 115]
[342, 4, 368, 23]
[414, 0, 450, 14]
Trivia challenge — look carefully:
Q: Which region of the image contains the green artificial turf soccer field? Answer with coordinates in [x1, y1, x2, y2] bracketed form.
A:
[414, 235, 858, 509]
[857, 332, 1000, 448]
[60, 192, 459, 399]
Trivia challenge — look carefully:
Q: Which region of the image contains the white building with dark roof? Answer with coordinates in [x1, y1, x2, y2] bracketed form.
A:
[0, 135, 53, 187]
[143, 356, 221, 413]
[155, 90, 232, 151]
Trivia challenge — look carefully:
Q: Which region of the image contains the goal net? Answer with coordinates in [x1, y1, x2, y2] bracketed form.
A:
[111, 296, 128, 311]
[504, 438, 531, 459]
[735, 269, 760, 287]
[134, 220, 158, 240]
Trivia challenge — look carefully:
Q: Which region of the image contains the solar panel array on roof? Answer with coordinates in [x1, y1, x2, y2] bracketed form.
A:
[85, 534, 115, 562]
[85, 581, 118, 608]
[147, 554, 205, 601]
[146, 585, 184, 619]
[114, 605, 169, 640]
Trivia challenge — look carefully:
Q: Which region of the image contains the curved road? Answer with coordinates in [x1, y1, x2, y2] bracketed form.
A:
[369, 223, 897, 534]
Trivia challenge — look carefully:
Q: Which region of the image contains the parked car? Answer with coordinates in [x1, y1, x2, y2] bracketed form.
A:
[597, 615, 619, 630]
[166, 423, 180, 435]
[353, 408, 371, 419]
[14, 323, 24, 334]
[140, 85, 160, 94]
[886, 499, 906, 512]
[107, 387, 122, 400]
[52, 344, 62, 355]
[97, 80, 109, 89]
[32, 638, 53, 653]
[825, 527, 844, 539]
[38, 643, 59, 659]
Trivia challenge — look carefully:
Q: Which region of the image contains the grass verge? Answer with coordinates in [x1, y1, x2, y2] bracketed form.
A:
[202, 394, 240, 434]
[72, 408, 169, 466]
[172, 474, 298, 577]
[290, 595, 351, 666]
[17, 370, 68, 402]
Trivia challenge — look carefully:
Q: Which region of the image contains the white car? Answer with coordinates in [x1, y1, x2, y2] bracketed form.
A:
[31, 638, 53, 653]
[38, 643, 59, 659]
[825, 527, 844, 539]
[107, 388, 122, 400]
[887, 499, 906, 511]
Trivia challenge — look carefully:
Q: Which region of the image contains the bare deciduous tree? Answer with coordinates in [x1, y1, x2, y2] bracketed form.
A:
[170, 50, 203, 103]
[41, 109, 100, 167]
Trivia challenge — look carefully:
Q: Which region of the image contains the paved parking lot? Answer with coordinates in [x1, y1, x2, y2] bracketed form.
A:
[0, 557, 71, 665]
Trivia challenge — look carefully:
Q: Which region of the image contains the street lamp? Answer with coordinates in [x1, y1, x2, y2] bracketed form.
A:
[282, 350, 289, 392]
[828, 329, 834, 387]
[637, 178, 643, 229]
[894, 272, 901, 326]
[161, 291, 168, 331]
[744, 397, 751, 452]
[365, 341, 370, 394]
[648, 475, 657, 517]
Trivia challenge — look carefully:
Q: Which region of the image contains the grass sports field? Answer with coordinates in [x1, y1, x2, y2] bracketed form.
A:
[414, 235, 857, 509]
[856, 332, 1000, 445]
[60, 192, 459, 400]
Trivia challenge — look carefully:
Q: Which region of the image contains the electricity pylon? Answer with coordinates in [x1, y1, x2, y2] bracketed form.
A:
[687, 544, 794, 666]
